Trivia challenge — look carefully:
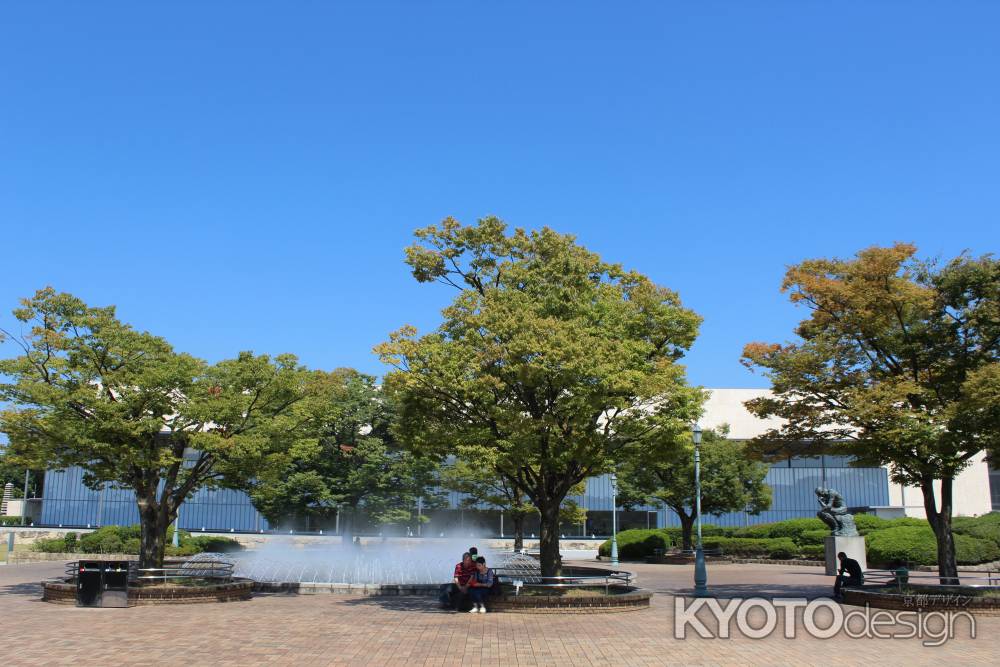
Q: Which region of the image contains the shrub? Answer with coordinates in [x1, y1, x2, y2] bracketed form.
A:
[598, 529, 671, 559]
[33, 537, 71, 553]
[952, 513, 1000, 548]
[0, 515, 25, 525]
[798, 529, 829, 546]
[800, 544, 825, 560]
[732, 518, 825, 542]
[866, 525, 1000, 567]
[63, 532, 78, 551]
[702, 537, 799, 559]
[186, 536, 244, 553]
[661, 524, 734, 546]
[79, 526, 126, 554]
[165, 544, 200, 557]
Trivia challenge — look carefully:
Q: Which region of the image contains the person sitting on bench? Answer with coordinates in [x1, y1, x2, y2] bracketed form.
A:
[446, 552, 477, 611]
[834, 551, 864, 599]
[467, 556, 495, 614]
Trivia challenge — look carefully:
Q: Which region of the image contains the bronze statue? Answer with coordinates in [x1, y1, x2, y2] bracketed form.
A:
[815, 486, 859, 537]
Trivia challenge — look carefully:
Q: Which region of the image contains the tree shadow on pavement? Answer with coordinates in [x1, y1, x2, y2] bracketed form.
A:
[0, 581, 44, 597]
[342, 595, 463, 614]
[662, 582, 832, 600]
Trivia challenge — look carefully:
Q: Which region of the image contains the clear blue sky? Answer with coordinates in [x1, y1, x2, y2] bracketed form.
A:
[2, 2, 998, 389]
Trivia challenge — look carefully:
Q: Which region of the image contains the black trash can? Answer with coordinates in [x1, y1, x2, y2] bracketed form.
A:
[101, 561, 130, 608]
[76, 560, 104, 607]
[75, 560, 130, 608]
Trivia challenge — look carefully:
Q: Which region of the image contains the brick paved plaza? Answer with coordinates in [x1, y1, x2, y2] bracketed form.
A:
[2, 559, 998, 666]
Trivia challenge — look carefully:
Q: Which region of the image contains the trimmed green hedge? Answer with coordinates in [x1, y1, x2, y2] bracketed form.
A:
[597, 529, 672, 559]
[702, 537, 799, 559]
[596, 513, 1000, 565]
[731, 518, 826, 542]
[866, 525, 1000, 567]
[952, 513, 1000, 548]
[0, 515, 26, 525]
[30, 525, 243, 556]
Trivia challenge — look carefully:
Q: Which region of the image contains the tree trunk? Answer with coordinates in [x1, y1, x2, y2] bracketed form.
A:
[676, 509, 695, 551]
[538, 502, 562, 577]
[138, 501, 170, 569]
[512, 513, 525, 552]
[921, 476, 958, 584]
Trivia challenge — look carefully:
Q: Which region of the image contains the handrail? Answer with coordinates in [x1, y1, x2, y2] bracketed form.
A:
[494, 568, 633, 595]
[65, 559, 234, 583]
[855, 567, 1000, 593]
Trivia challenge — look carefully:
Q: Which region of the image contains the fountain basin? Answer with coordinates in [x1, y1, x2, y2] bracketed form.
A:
[254, 582, 442, 596]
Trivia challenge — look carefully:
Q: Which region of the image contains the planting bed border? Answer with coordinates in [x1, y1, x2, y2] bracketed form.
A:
[42, 577, 253, 605]
[841, 586, 1000, 616]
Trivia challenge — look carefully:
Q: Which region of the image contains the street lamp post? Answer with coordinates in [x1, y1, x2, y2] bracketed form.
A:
[692, 423, 708, 597]
[610, 472, 619, 567]
[172, 503, 181, 548]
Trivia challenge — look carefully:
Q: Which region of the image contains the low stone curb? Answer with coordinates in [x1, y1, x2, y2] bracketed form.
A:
[42, 577, 254, 605]
[489, 588, 651, 613]
[841, 587, 1000, 616]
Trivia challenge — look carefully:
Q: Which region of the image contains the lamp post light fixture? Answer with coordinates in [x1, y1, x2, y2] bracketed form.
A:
[692, 423, 708, 597]
[610, 472, 619, 567]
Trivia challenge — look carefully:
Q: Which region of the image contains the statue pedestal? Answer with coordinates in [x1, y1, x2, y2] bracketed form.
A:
[824, 535, 866, 576]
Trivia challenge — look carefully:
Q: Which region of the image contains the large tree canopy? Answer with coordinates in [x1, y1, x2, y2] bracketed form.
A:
[248, 369, 443, 533]
[0, 288, 332, 567]
[741, 244, 1000, 581]
[377, 217, 702, 575]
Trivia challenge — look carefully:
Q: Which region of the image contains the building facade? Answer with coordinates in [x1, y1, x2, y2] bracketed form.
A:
[36, 389, 997, 534]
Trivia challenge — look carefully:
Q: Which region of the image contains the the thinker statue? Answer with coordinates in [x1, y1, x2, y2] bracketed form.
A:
[815, 486, 859, 537]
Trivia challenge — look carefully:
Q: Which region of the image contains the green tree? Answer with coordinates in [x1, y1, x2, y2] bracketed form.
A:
[377, 217, 702, 576]
[0, 288, 330, 568]
[439, 453, 535, 550]
[248, 370, 443, 534]
[0, 446, 41, 499]
[741, 244, 1000, 582]
[619, 427, 771, 550]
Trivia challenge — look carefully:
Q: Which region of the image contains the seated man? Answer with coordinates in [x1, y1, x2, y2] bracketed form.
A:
[467, 556, 496, 614]
[444, 552, 477, 611]
[834, 551, 864, 599]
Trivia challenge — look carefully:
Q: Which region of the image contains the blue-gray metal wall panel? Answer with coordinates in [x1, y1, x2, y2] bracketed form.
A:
[40, 458, 889, 531]
[40, 467, 269, 531]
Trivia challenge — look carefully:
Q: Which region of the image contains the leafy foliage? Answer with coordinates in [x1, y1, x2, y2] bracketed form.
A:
[952, 512, 1000, 548]
[31, 525, 243, 555]
[618, 428, 771, 549]
[596, 528, 672, 559]
[702, 537, 799, 559]
[378, 218, 703, 575]
[247, 370, 443, 530]
[741, 244, 1000, 579]
[866, 525, 1000, 567]
[0, 288, 332, 567]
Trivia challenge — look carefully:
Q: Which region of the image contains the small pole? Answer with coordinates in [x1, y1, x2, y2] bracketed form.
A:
[610, 473, 619, 567]
[172, 503, 181, 548]
[20, 470, 29, 526]
[693, 423, 708, 597]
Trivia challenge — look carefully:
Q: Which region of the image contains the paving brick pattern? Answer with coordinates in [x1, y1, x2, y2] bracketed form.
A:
[2, 561, 997, 665]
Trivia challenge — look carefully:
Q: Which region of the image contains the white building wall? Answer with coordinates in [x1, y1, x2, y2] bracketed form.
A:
[887, 451, 993, 518]
[702, 388, 994, 518]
